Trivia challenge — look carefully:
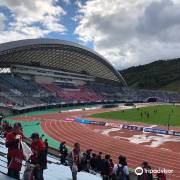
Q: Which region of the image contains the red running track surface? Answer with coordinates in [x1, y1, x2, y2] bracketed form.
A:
[41, 120, 180, 180]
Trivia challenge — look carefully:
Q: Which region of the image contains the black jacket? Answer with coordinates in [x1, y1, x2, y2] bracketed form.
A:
[101, 159, 110, 176]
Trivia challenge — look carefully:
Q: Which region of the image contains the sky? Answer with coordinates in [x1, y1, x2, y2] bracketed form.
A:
[0, 0, 180, 70]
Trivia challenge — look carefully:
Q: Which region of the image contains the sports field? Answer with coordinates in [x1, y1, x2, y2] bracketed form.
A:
[91, 105, 180, 126]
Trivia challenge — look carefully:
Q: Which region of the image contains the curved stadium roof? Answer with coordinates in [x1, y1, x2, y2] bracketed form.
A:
[0, 38, 127, 86]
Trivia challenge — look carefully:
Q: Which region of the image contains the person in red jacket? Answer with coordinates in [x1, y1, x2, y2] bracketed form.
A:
[30, 132, 46, 180]
[5, 122, 24, 180]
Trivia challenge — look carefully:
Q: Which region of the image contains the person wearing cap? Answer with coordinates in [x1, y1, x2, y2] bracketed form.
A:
[30, 132, 46, 180]
[5, 122, 24, 179]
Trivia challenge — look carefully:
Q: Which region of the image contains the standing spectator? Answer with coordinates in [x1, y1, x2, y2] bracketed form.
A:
[86, 149, 92, 170]
[59, 142, 68, 165]
[80, 152, 88, 172]
[40, 134, 44, 140]
[101, 154, 111, 180]
[90, 153, 97, 171]
[113, 155, 129, 180]
[156, 171, 166, 180]
[109, 159, 114, 180]
[5, 122, 24, 179]
[138, 161, 153, 180]
[68, 142, 81, 180]
[59, 141, 66, 154]
[44, 139, 48, 169]
[44, 139, 48, 153]
[97, 152, 103, 173]
[0, 112, 3, 125]
[30, 132, 46, 180]
[3, 122, 12, 138]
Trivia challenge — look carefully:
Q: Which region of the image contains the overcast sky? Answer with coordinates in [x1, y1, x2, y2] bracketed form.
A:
[0, 0, 180, 70]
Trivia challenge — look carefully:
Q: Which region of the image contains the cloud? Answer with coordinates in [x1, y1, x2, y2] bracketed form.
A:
[75, 0, 180, 69]
[0, 0, 66, 43]
[0, 13, 6, 31]
[63, 0, 71, 5]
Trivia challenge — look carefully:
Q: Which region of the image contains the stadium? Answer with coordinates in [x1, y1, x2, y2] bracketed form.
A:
[0, 38, 180, 180]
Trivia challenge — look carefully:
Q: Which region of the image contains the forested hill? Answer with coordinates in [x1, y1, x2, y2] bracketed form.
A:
[120, 59, 180, 92]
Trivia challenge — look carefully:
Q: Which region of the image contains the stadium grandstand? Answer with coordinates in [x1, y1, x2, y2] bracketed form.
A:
[0, 38, 129, 113]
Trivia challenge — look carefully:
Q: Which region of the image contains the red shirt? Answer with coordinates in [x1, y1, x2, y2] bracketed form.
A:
[6, 130, 23, 157]
[6, 130, 24, 171]
[31, 139, 46, 165]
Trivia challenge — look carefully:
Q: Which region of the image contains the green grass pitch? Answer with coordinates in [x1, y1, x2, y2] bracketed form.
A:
[91, 105, 180, 127]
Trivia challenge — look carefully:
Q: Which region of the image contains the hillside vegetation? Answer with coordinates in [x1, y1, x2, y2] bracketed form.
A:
[120, 59, 180, 92]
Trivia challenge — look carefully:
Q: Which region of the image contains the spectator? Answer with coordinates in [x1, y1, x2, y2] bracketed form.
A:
[80, 152, 88, 172]
[30, 132, 46, 180]
[109, 159, 114, 180]
[44, 139, 48, 169]
[68, 142, 81, 180]
[90, 153, 97, 171]
[40, 134, 44, 140]
[3, 122, 12, 137]
[59, 142, 68, 165]
[156, 171, 166, 180]
[59, 141, 66, 154]
[113, 155, 129, 180]
[101, 154, 111, 180]
[5, 122, 24, 179]
[138, 161, 153, 180]
[97, 152, 103, 173]
[44, 139, 48, 152]
[86, 149, 92, 170]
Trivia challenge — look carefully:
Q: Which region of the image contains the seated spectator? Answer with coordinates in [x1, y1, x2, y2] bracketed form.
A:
[5, 122, 24, 180]
[68, 142, 81, 180]
[113, 155, 129, 180]
[101, 154, 111, 180]
[138, 161, 153, 180]
[30, 132, 46, 180]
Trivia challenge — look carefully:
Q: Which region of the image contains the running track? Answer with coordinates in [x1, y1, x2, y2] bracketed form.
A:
[41, 120, 180, 180]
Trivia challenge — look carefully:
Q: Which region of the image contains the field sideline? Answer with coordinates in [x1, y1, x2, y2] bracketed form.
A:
[91, 105, 180, 127]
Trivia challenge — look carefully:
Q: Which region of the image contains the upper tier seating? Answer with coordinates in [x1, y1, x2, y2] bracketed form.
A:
[42, 83, 103, 103]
